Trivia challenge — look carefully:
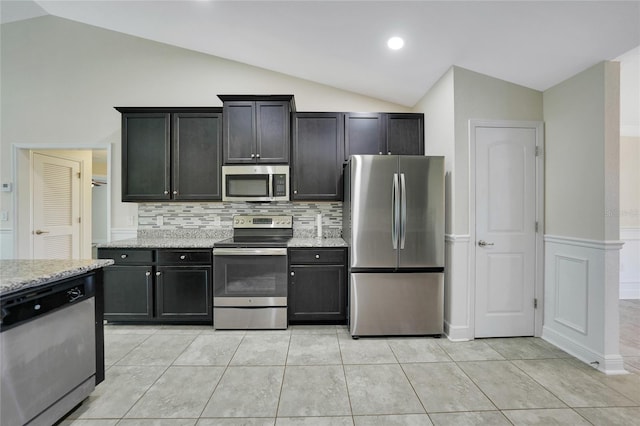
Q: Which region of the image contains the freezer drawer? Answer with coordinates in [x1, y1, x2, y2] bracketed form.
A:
[350, 272, 443, 337]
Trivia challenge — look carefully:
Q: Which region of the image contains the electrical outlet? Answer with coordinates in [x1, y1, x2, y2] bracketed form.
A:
[0, 211, 8, 221]
[156, 215, 164, 226]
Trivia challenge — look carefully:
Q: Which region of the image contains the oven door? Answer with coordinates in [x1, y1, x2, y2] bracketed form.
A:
[213, 248, 287, 307]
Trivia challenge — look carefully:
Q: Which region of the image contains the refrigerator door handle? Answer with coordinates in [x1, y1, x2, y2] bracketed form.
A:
[392, 173, 399, 249]
[400, 173, 407, 249]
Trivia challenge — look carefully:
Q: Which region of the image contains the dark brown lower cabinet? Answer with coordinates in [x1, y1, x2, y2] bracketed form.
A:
[288, 248, 347, 323]
[102, 265, 154, 321]
[156, 264, 211, 321]
[98, 248, 212, 323]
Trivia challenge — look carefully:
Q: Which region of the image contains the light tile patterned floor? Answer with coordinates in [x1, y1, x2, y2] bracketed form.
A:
[60, 302, 640, 426]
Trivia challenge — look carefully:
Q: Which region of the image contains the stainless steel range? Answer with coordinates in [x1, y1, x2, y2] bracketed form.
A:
[213, 215, 292, 329]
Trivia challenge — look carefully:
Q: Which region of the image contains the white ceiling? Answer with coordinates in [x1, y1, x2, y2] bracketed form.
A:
[1, 0, 639, 109]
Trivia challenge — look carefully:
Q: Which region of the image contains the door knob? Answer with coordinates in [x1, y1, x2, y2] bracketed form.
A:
[34, 230, 49, 235]
[478, 240, 495, 247]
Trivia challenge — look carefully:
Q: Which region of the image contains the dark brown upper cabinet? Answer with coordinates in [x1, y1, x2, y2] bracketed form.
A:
[292, 112, 344, 201]
[344, 112, 424, 160]
[344, 113, 384, 159]
[219, 95, 295, 164]
[117, 107, 223, 202]
[385, 113, 425, 155]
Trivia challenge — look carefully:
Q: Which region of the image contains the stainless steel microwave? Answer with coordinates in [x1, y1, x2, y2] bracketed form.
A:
[222, 165, 289, 202]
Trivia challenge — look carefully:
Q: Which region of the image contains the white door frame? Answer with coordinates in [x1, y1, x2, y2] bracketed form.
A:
[469, 120, 545, 337]
[11, 142, 112, 258]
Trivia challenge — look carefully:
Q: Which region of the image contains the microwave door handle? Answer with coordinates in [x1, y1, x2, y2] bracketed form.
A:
[269, 173, 274, 198]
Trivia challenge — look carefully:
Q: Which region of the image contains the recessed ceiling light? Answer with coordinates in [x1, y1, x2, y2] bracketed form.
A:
[387, 36, 404, 50]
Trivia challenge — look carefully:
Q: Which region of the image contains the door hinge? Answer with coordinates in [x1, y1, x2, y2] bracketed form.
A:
[78, 217, 81, 224]
[534, 298, 538, 309]
[77, 172, 81, 179]
[535, 146, 543, 157]
[535, 221, 539, 232]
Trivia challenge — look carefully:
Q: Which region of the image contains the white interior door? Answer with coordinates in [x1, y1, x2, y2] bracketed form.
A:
[475, 126, 537, 337]
[32, 152, 81, 259]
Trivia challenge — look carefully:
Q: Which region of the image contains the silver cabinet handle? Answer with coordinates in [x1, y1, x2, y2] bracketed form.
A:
[34, 230, 49, 235]
[180, 255, 186, 260]
[164, 190, 169, 195]
[478, 240, 495, 247]
[251, 154, 255, 158]
[173, 190, 178, 195]
[256, 154, 260, 158]
[294, 190, 298, 194]
[156, 272, 161, 276]
[388, 151, 392, 155]
[290, 271, 295, 276]
[379, 151, 383, 154]
[120, 254, 128, 259]
[315, 254, 320, 259]
[145, 271, 151, 277]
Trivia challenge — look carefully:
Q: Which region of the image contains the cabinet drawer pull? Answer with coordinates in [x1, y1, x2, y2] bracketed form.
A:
[164, 190, 169, 195]
[251, 153, 255, 158]
[145, 271, 151, 276]
[290, 271, 295, 276]
[180, 255, 186, 260]
[315, 254, 320, 259]
[256, 154, 261, 158]
[173, 190, 178, 195]
[121, 254, 128, 259]
[156, 272, 161, 276]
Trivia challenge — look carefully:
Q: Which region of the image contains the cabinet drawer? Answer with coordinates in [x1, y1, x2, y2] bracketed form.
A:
[99, 249, 154, 265]
[289, 248, 346, 265]
[157, 250, 212, 265]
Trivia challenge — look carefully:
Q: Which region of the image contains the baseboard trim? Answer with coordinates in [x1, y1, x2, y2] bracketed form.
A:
[542, 326, 627, 375]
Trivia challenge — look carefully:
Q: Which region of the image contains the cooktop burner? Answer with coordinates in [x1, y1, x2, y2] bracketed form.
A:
[214, 236, 291, 248]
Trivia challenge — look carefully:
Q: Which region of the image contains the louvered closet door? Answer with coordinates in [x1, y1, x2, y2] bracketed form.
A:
[32, 152, 81, 259]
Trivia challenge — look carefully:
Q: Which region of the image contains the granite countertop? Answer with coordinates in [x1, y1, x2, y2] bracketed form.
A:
[288, 238, 348, 248]
[98, 236, 347, 249]
[97, 237, 223, 249]
[0, 259, 115, 296]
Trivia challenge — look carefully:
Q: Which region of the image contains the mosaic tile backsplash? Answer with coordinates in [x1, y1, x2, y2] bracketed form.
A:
[137, 202, 343, 238]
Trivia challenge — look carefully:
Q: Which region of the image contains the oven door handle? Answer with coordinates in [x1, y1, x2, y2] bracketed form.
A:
[213, 248, 288, 256]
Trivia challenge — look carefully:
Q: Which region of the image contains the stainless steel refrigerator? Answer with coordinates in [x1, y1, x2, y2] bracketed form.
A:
[343, 155, 445, 337]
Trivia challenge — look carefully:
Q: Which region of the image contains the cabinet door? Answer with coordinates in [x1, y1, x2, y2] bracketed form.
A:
[385, 113, 424, 155]
[121, 113, 171, 201]
[156, 266, 212, 321]
[223, 101, 256, 164]
[289, 264, 346, 322]
[103, 265, 154, 320]
[256, 101, 290, 163]
[292, 112, 344, 200]
[173, 112, 222, 200]
[344, 113, 384, 160]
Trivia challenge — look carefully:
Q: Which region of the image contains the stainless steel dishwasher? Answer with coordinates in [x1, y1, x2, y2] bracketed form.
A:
[1, 275, 96, 426]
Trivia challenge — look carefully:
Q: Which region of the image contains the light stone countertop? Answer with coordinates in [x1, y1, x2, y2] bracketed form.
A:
[0, 259, 115, 296]
[97, 237, 223, 249]
[98, 237, 347, 249]
[287, 238, 348, 248]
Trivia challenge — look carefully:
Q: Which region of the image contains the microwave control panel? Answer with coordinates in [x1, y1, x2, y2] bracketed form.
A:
[273, 174, 287, 197]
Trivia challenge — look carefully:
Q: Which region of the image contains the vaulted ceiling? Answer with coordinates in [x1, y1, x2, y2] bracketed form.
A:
[2, 0, 639, 109]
